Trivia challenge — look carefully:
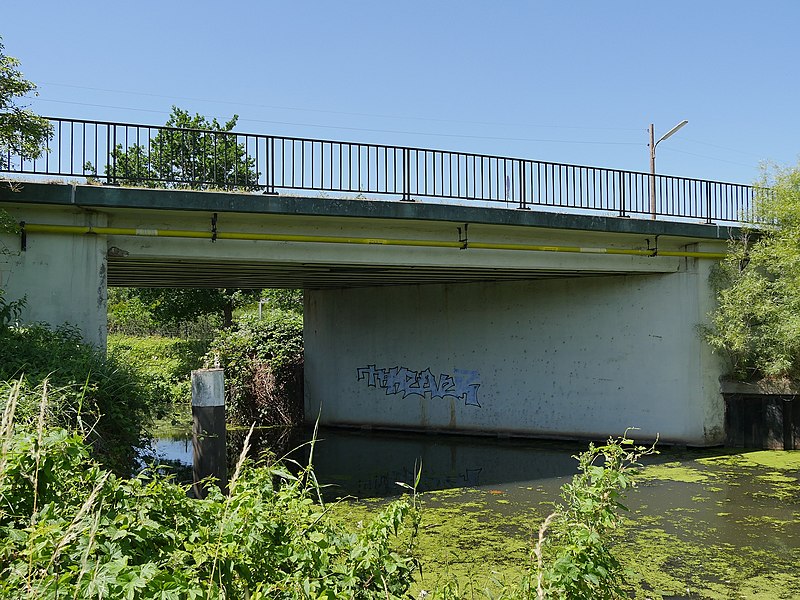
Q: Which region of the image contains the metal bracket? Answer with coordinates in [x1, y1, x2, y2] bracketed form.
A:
[211, 213, 218, 243]
[19, 221, 26, 252]
[457, 223, 469, 250]
[646, 235, 659, 257]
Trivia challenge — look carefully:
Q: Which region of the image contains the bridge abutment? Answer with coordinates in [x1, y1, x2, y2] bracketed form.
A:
[1, 206, 107, 347]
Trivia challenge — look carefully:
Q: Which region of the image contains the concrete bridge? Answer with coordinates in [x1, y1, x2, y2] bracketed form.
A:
[0, 117, 753, 446]
[1, 179, 737, 446]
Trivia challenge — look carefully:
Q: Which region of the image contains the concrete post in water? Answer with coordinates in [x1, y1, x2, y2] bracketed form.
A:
[191, 368, 227, 498]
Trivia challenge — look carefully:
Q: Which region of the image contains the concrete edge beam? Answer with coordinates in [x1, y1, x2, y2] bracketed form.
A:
[1, 181, 741, 241]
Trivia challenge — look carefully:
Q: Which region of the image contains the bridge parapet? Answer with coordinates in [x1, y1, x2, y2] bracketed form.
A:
[2, 116, 758, 224]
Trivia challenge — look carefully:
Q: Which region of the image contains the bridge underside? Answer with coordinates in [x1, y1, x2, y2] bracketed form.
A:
[107, 256, 647, 289]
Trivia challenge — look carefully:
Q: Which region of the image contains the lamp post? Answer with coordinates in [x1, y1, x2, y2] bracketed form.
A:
[649, 120, 688, 219]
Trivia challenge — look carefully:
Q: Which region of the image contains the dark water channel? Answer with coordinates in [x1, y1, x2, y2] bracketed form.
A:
[152, 428, 800, 599]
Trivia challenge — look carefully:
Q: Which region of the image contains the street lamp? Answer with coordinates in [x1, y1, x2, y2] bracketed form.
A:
[649, 120, 688, 219]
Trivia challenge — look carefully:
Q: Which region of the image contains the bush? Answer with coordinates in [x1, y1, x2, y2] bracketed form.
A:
[705, 162, 800, 381]
[206, 310, 304, 427]
[0, 387, 420, 599]
[526, 435, 655, 600]
[0, 321, 159, 474]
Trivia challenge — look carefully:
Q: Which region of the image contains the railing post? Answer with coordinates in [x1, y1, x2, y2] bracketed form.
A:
[706, 181, 713, 224]
[401, 147, 413, 201]
[107, 124, 120, 186]
[517, 161, 530, 210]
[262, 135, 278, 195]
[618, 172, 627, 217]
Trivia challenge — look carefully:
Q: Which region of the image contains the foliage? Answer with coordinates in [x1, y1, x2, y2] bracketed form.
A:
[206, 310, 304, 427]
[0, 387, 420, 599]
[109, 287, 261, 332]
[108, 334, 211, 413]
[0, 208, 19, 258]
[0, 36, 53, 170]
[0, 321, 161, 474]
[107, 288, 161, 334]
[260, 288, 304, 314]
[0, 289, 24, 327]
[105, 106, 259, 190]
[525, 435, 655, 600]
[705, 162, 800, 381]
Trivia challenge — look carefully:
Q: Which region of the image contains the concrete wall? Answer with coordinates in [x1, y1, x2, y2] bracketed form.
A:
[0, 208, 107, 347]
[305, 248, 725, 445]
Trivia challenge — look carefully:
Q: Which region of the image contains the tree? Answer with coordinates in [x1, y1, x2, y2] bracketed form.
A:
[0, 36, 52, 170]
[104, 108, 262, 328]
[261, 288, 303, 314]
[109, 287, 260, 331]
[105, 106, 259, 190]
[705, 162, 800, 381]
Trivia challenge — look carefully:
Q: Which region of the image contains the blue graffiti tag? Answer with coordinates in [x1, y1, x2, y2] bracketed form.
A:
[356, 365, 481, 407]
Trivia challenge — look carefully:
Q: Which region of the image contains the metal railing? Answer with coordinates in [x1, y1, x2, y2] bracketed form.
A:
[2, 116, 755, 223]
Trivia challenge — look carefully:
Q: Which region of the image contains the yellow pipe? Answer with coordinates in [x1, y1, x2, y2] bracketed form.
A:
[21, 223, 728, 259]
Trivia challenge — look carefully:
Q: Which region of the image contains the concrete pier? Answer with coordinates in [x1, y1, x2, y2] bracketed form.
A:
[191, 368, 226, 498]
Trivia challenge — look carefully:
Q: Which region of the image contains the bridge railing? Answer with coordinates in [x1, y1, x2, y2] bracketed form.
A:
[2, 116, 755, 223]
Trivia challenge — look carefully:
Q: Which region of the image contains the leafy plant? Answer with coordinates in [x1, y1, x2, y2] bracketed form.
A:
[419, 435, 656, 600]
[0, 322, 161, 474]
[260, 288, 304, 314]
[206, 311, 304, 427]
[526, 434, 656, 600]
[705, 162, 800, 381]
[108, 334, 211, 419]
[0, 289, 25, 327]
[0, 385, 421, 599]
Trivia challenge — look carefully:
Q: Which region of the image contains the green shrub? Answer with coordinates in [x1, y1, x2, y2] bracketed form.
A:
[0, 322, 158, 474]
[526, 435, 655, 600]
[0, 387, 420, 599]
[206, 310, 304, 427]
[705, 162, 800, 381]
[0, 289, 24, 327]
[422, 435, 655, 600]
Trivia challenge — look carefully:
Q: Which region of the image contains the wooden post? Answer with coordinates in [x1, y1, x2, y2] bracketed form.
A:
[191, 368, 227, 498]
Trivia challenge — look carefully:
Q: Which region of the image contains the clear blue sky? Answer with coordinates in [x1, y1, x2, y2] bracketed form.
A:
[3, 1, 798, 185]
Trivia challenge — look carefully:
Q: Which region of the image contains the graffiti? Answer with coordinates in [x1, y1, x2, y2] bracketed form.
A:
[356, 364, 481, 407]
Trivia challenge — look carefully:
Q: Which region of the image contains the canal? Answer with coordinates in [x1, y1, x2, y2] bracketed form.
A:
[153, 428, 800, 599]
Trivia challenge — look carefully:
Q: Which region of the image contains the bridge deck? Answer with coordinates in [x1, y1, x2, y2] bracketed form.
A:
[2, 181, 736, 289]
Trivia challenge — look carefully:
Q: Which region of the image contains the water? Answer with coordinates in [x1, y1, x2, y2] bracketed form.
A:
[153, 427, 800, 598]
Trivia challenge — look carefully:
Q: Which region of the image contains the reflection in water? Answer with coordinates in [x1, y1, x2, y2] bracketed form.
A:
[308, 429, 579, 497]
[152, 426, 583, 497]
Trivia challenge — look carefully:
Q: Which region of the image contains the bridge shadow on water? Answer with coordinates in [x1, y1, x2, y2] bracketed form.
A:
[150, 425, 683, 500]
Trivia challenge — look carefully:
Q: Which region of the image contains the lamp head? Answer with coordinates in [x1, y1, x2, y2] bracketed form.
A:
[657, 120, 689, 144]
